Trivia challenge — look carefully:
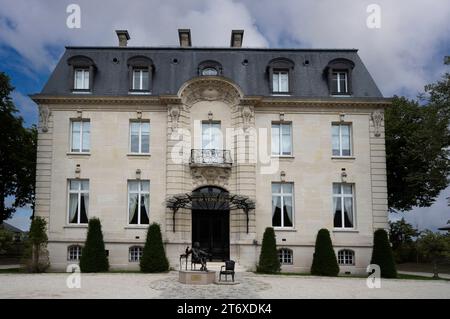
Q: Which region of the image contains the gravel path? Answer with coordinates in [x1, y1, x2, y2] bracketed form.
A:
[0, 271, 448, 299]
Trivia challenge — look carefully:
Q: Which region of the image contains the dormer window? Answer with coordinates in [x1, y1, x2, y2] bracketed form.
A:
[267, 58, 295, 94]
[74, 68, 89, 90]
[198, 60, 222, 76]
[127, 56, 154, 93]
[67, 55, 96, 93]
[326, 58, 354, 96]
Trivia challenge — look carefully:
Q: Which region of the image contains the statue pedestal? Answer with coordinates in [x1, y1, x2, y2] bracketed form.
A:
[178, 270, 216, 285]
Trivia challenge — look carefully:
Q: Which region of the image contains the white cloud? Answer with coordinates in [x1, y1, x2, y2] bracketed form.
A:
[11, 90, 37, 124]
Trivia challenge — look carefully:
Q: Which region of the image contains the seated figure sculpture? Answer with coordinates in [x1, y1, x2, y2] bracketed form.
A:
[188, 242, 210, 271]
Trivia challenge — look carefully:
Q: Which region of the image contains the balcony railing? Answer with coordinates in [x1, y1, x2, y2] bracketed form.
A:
[190, 149, 232, 166]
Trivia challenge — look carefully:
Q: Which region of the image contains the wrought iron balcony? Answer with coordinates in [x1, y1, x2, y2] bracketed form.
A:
[190, 149, 232, 166]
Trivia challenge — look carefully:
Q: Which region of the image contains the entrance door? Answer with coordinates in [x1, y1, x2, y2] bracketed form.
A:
[192, 210, 230, 261]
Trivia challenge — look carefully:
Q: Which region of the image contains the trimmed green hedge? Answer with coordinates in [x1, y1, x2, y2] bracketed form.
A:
[140, 223, 169, 273]
[257, 227, 280, 274]
[371, 229, 397, 278]
[310, 228, 339, 276]
[79, 218, 109, 272]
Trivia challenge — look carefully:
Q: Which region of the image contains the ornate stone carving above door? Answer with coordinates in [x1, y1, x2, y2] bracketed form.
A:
[191, 166, 231, 188]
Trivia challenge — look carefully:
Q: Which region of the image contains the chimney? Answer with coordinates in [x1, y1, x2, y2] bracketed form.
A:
[116, 30, 130, 47]
[230, 30, 244, 48]
[178, 29, 192, 47]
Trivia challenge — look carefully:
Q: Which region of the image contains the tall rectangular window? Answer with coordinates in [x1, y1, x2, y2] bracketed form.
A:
[333, 183, 354, 229]
[130, 121, 150, 154]
[71, 120, 90, 153]
[332, 71, 348, 94]
[272, 122, 292, 156]
[272, 183, 294, 228]
[332, 123, 352, 156]
[273, 70, 289, 93]
[202, 122, 222, 150]
[68, 180, 89, 224]
[132, 68, 149, 91]
[128, 180, 150, 225]
[74, 68, 89, 90]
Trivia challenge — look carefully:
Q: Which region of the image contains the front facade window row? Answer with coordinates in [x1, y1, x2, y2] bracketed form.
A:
[66, 245, 145, 263]
[69, 56, 354, 95]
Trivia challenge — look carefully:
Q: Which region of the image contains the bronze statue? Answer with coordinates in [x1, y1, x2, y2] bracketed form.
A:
[180, 242, 210, 271]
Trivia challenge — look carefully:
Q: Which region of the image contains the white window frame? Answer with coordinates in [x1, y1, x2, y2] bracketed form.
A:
[332, 71, 348, 94]
[129, 120, 150, 154]
[338, 249, 355, 265]
[67, 245, 82, 261]
[70, 119, 90, 153]
[271, 122, 293, 156]
[272, 182, 295, 229]
[129, 246, 144, 262]
[74, 68, 89, 90]
[201, 121, 222, 150]
[278, 248, 293, 265]
[332, 183, 355, 230]
[332, 123, 352, 157]
[272, 70, 289, 93]
[67, 180, 89, 225]
[132, 68, 149, 91]
[127, 180, 150, 225]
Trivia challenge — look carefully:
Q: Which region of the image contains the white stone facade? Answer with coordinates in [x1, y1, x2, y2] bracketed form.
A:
[34, 76, 389, 275]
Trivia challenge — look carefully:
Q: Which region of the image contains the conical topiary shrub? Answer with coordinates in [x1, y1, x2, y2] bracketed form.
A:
[370, 229, 397, 278]
[79, 218, 109, 272]
[311, 228, 339, 276]
[140, 223, 169, 273]
[256, 227, 280, 273]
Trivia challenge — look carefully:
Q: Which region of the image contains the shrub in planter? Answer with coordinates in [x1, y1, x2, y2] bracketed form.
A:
[370, 229, 397, 278]
[310, 228, 339, 276]
[140, 223, 169, 273]
[79, 218, 109, 272]
[256, 227, 280, 273]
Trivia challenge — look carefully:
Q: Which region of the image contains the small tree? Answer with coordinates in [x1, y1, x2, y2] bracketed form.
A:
[370, 229, 397, 278]
[25, 216, 49, 272]
[256, 227, 280, 274]
[140, 223, 169, 273]
[310, 228, 339, 276]
[79, 218, 109, 272]
[417, 230, 450, 279]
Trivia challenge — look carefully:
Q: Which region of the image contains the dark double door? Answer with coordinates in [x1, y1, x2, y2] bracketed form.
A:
[192, 210, 230, 261]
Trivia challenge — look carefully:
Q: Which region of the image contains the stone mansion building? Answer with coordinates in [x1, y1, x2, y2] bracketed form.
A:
[32, 30, 390, 274]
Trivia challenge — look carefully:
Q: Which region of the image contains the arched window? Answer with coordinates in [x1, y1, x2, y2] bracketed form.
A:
[67, 245, 82, 261]
[198, 60, 222, 76]
[267, 58, 295, 94]
[67, 55, 96, 92]
[325, 58, 355, 95]
[278, 248, 293, 265]
[129, 246, 144, 262]
[127, 56, 154, 92]
[337, 249, 355, 265]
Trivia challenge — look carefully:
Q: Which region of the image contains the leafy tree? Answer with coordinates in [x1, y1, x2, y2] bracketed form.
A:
[0, 227, 13, 255]
[370, 229, 397, 278]
[417, 230, 450, 278]
[25, 216, 49, 272]
[385, 95, 450, 211]
[79, 218, 109, 272]
[140, 223, 169, 273]
[310, 228, 339, 276]
[256, 227, 280, 274]
[0, 72, 37, 224]
[389, 218, 419, 250]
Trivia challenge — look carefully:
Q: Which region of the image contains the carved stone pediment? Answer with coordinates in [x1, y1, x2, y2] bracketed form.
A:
[178, 77, 242, 111]
[191, 166, 231, 188]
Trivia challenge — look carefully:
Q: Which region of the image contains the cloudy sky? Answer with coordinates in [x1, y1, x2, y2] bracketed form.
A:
[0, 0, 449, 231]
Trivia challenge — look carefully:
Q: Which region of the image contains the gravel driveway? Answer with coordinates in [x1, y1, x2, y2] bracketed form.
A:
[0, 271, 448, 299]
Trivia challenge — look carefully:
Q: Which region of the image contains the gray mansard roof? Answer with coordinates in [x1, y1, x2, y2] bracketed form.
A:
[40, 47, 383, 98]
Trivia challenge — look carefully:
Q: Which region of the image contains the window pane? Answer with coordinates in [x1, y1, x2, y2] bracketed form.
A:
[133, 70, 140, 90]
[141, 180, 150, 192]
[332, 73, 339, 93]
[343, 197, 353, 228]
[283, 196, 293, 227]
[333, 183, 341, 194]
[272, 183, 281, 193]
[272, 73, 279, 92]
[282, 183, 292, 194]
[140, 194, 150, 224]
[71, 121, 81, 152]
[83, 70, 89, 89]
[81, 180, 89, 191]
[74, 70, 83, 89]
[141, 70, 149, 90]
[333, 197, 342, 228]
[332, 125, 340, 155]
[281, 124, 292, 155]
[272, 196, 282, 227]
[341, 125, 351, 156]
[69, 193, 78, 223]
[271, 124, 280, 155]
[128, 193, 138, 224]
[82, 121, 90, 152]
[339, 73, 347, 93]
[141, 122, 150, 153]
[343, 184, 352, 194]
[279, 72, 289, 92]
[128, 180, 139, 192]
[80, 193, 88, 223]
[130, 122, 140, 153]
[70, 180, 80, 190]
